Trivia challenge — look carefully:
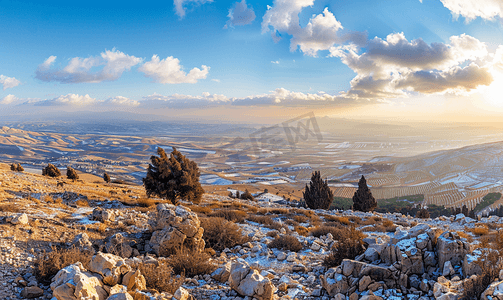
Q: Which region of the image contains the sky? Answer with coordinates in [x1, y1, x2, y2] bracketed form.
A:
[1, 0, 503, 123]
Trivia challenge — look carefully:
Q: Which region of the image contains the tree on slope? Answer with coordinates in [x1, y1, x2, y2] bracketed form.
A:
[143, 147, 204, 205]
[42, 164, 61, 178]
[103, 173, 111, 183]
[67, 167, 79, 181]
[352, 175, 377, 212]
[303, 171, 333, 209]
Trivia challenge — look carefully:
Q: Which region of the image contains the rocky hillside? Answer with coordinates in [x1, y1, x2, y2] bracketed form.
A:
[1, 163, 503, 300]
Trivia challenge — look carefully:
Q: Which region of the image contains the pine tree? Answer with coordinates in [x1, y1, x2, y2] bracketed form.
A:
[303, 171, 333, 209]
[143, 147, 204, 205]
[103, 173, 111, 183]
[42, 164, 61, 177]
[352, 175, 377, 212]
[66, 167, 79, 181]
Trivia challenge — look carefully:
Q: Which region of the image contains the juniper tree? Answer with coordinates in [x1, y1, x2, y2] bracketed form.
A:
[143, 147, 204, 205]
[303, 171, 333, 209]
[42, 164, 61, 177]
[66, 167, 79, 181]
[103, 173, 111, 183]
[16, 164, 24, 172]
[352, 175, 377, 212]
[240, 189, 254, 201]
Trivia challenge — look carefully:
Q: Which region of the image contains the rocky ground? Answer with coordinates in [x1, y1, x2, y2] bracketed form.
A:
[1, 163, 503, 300]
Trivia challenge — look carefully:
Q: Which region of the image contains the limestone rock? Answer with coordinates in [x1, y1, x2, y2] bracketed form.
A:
[211, 261, 232, 283]
[9, 213, 28, 225]
[92, 208, 115, 223]
[50, 262, 108, 300]
[106, 293, 133, 300]
[106, 233, 133, 258]
[122, 269, 146, 292]
[320, 273, 349, 296]
[89, 252, 131, 286]
[437, 232, 468, 270]
[21, 286, 44, 299]
[228, 259, 275, 300]
[148, 204, 205, 256]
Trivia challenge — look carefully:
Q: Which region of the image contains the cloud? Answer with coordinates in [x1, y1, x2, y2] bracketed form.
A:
[34, 94, 97, 106]
[0, 75, 21, 90]
[262, 1, 343, 56]
[271, 60, 280, 64]
[0, 94, 17, 105]
[139, 55, 209, 84]
[225, 0, 256, 28]
[211, 79, 221, 83]
[174, 0, 213, 18]
[35, 49, 142, 84]
[437, 0, 503, 22]
[330, 33, 495, 99]
[105, 96, 140, 107]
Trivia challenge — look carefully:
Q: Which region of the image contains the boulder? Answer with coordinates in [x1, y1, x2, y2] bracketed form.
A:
[228, 259, 275, 300]
[211, 261, 232, 283]
[437, 232, 468, 270]
[73, 233, 95, 254]
[462, 250, 482, 278]
[174, 287, 192, 300]
[481, 280, 503, 300]
[320, 273, 349, 297]
[364, 247, 379, 263]
[9, 213, 28, 225]
[341, 259, 367, 277]
[92, 208, 115, 223]
[359, 275, 371, 292]
[21, 286, 44, 299]
[442, 261, 455, 277]
[359, 264, 392, 281]
[89, 252, 131, 286]
[50, 262, 108, 300]
[148, 204, 205, 256]
[106, 293, 133, 300]
[122, 269, 146, 292]
[105, 233, 133, 258]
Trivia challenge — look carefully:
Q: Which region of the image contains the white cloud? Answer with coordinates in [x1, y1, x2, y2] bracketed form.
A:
[105, 96, 140, 107]
[225, 0, 256, 28]
[174, 0, 213, 18]
[0, 94, 17, 105]
[212, 79, 221, 83]
[139, 55, 209, 84]
[35, 49, 142, 84]
[330, 33, 495, 99]
[438, 0, 503, 22]
[34, 94, 97, 106]
[262, 1, 343, 56]
[271, 60, 280, 64]
[0, 75, 21, 90]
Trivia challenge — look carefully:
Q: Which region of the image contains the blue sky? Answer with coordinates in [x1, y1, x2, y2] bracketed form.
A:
[1, 0, 503, 122]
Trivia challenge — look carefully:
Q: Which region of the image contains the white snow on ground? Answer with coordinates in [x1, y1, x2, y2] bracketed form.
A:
[223, 173, 241, 177]
[258, 180, 288, 185]
[254, 193, 285, 202]
[200, 174, 234, 185]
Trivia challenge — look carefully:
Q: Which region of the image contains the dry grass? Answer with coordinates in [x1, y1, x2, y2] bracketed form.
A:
[209, 209, 247, 223]
[137, 198, 157, 207]
[310, 226, 342, 238]
[75, 199, 89, 207]
[324, 227, 366, 268]
[186, 204, 212, 215]
[167, 249, 217, 277]
[247, 215, 282, 230]
[268, 235, 303, 252]
[200, 217, 249, 252]
[139, 259, 184, 294]
[326, 216, 351, 225]
[293, 215, 309, 223]
[466, 225, 489, 236]
[269, 208, 289, 215]
[97, 223, 107, 234]
[35, 247, 93, 284]
[294, 226, 309, 236]
[0, 203, 20, 213]
[362, 216, 381, 225]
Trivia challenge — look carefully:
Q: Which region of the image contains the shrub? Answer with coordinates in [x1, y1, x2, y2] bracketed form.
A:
[247, 215, 282, 230]
[294, 226, 309, 236]
[75, 199, 88, 207]
[268, 235, 303, 252]
[240, 189, 254, 201]
[352, 175, 377, 212]
[42, 164, 61, 177]
[209, 209, 247, 223]
[167, 249, 217, 277]
[293, 215, 308, 223]
[310, 226, 342, 238]
[0, 203, 20, 213]
[323, 227, 366, 268]
[139, 259, 184, 294]
[467, 225, 489, 236]
[143, 147, 204, 205]
[35, 247, 92, 284]
[416, 208, 430, 219]
[11, 163, 24, 172]
[186, 204, 212, 215]
[137, 198, 157, 207]
[462, 249, 502, 300]
[200, 217, 248, 252]
[303, 171, 333, 209]
[104, 173, 111, 183]
[66, 167, 79, 181]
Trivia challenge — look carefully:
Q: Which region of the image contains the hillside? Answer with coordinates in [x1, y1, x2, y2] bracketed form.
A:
[1, 163, 503, 299]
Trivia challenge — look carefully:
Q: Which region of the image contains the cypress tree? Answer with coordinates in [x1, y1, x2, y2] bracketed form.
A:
[352, 175, 377, 212]
[303, 171, 333, 209]
[104, 173, 111, 183]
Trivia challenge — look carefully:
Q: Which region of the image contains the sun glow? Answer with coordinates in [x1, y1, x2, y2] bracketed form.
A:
[479, 71, 503, 108]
